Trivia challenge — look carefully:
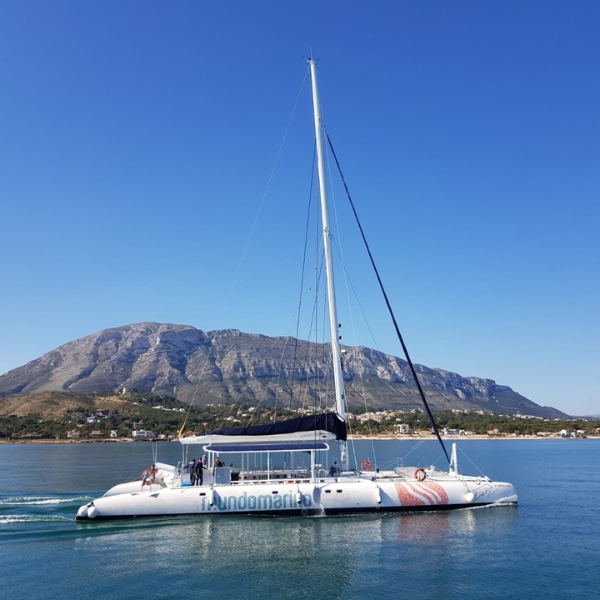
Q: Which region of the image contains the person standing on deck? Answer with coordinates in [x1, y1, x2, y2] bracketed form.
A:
[194, 458, 203, 486]
[188, 459, 197, 486]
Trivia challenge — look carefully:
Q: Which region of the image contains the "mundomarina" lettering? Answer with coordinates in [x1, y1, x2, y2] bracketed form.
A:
[201, 491, 313, 512]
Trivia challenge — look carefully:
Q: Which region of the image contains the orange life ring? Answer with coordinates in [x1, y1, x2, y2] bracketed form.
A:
[414, 468, 426, 482]
[361, 459, 372, 471]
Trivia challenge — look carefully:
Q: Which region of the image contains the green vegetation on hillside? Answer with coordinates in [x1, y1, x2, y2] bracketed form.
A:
[348, 409, 599, 437]
[0, 393, 300, 440]
[0, 392, 597, 441]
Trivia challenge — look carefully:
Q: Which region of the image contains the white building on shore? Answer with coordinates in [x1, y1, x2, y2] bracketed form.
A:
[132, 430, 154, 439]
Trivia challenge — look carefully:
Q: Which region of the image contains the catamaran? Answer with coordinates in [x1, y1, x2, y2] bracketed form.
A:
[77, 60, 517, 520]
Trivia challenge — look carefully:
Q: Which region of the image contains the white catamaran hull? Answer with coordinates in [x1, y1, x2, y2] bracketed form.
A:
[76, 60, 518, 522]
[77, 475, 517, 520]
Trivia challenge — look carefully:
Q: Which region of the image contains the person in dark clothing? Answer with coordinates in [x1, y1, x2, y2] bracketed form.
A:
[194, 458, 203, 486]
[188, 459, 197, 486]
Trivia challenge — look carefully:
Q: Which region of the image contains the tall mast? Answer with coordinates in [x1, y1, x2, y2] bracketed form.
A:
[309, 59, 348, 469]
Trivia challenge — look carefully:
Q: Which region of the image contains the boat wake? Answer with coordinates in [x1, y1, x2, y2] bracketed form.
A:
[0, 495, 93, 507]
[0, 495, 94, 536]
[0, 514, 74, 525]
[492, 497, 519, 506]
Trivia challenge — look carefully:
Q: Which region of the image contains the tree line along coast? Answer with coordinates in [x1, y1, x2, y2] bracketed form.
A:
[0, 392, 597, 443]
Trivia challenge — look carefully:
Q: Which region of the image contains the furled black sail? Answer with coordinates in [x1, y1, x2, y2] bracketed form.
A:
[208, 413, 347, 441]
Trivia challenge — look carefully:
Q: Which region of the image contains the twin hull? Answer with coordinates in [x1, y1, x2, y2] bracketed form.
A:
[77, 477, 517, 519]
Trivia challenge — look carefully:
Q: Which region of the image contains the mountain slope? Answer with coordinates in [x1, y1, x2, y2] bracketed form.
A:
[0, 322, 566, 418]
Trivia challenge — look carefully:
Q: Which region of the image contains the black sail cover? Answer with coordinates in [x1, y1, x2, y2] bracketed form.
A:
[208, 413, 347, 441]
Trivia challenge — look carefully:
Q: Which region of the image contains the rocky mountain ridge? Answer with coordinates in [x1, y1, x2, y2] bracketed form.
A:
[0, 322, 566, 418]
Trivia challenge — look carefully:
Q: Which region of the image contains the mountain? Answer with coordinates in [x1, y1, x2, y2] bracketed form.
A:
[0, 322, 566, 418]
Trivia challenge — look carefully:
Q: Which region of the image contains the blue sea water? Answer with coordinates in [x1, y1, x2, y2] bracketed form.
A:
[1, 439, 598, 599]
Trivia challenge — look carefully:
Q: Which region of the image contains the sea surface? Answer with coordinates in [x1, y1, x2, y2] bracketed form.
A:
[1, 439, 598, 599]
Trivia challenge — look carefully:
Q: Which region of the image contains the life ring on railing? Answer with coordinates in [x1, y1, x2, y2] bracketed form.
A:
[414, 468, 427, 482]
[141, 465, 157, 486]
[361, 459, 372, 471]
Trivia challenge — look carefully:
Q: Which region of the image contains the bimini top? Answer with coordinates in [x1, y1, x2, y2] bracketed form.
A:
[204, 442, 330, 454]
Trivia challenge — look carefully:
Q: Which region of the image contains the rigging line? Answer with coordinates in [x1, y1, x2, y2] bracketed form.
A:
[329, 237, 380, 455]
[311, 208, 324, 410]
[457, 445, 487, 477]
[226, 66, 310, 303]
[179, 82, 311, 439]
[346, 418, 359, 471]
[178, 346, 209, 438]
[208, 80, 311, 430]
[309, 262, 328, 411]
[303, 244, 326, 411]
[230, 335, 300, 430]
[272, 334, 295, 422]
[290, 145, 317, 410]
[323, 127, 377, 447]
[296, 255, 324, 415]
[331, 238, 380, 351]
[330, 237, 385, 458]
[325, 133, 450, 465]
[320, 294, 337, 412]
[178, 331, 226, 438]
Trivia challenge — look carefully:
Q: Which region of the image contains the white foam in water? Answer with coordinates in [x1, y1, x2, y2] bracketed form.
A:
[0, 496, 92, 506]
[0, 514, 73, 524]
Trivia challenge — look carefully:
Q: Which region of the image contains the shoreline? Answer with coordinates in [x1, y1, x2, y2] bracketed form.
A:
[1, 434, 598, 445]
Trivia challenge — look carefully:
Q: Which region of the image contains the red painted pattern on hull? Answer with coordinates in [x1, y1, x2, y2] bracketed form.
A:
[394, 481, 449, 506]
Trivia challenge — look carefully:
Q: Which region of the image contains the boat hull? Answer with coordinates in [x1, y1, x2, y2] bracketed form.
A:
[76, 477, 517, 520]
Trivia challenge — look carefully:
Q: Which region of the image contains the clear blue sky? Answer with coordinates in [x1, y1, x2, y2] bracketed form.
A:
[1, 1, 598, 416]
